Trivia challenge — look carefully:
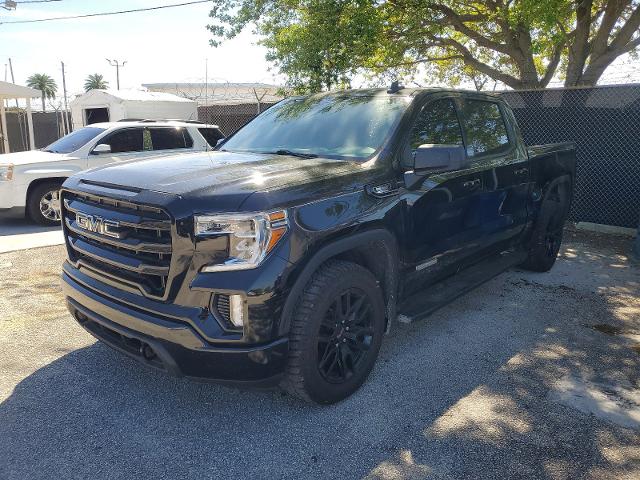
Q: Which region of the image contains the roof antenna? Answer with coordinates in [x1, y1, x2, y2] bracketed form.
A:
[387, 80, 403, 94]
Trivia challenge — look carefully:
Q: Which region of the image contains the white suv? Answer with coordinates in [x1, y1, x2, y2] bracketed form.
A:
[0, 120, 224, 225]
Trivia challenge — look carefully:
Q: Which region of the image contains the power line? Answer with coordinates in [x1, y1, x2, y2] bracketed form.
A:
[15, 1, 63, 4]
[0, 0, 211, 25]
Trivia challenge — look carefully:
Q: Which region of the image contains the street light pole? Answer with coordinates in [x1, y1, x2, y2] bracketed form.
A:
[61, 61, 70, 134]
[106, 58, 127, 90]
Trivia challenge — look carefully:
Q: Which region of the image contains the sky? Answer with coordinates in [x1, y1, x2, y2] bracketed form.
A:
[0, 0, 277, 101]
[0, 0, 638, 105]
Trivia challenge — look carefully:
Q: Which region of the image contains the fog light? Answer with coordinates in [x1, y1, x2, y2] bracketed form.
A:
[229, 294, 245, 328]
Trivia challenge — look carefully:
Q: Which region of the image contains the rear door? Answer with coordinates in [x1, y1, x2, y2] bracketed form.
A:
[459, 98, 529, 252]
[147, 127, 194, 154]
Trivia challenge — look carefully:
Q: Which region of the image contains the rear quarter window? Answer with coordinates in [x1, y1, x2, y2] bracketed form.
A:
[198, 127, 225, 147]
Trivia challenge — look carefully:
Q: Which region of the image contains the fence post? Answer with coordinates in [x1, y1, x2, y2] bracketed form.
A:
[632, 218, 640, 263]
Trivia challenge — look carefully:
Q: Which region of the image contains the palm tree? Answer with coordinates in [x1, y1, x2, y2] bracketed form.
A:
[84, 73, 109, 92]
[26, 73, 58, 112]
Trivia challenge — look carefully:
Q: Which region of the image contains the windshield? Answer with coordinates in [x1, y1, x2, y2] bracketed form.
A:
[221, 93, 410, 160]
[44, 127, 105, 154]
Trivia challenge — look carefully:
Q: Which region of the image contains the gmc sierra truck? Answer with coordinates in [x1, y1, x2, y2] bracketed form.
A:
[60, 87, 575, 404]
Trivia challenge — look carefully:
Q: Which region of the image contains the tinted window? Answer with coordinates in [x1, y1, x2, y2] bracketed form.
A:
[102, 128, 144, 153]
[409, 99, 463, 150]
[44, 127, 105, 154]
[149, 127, 193, 150]
[462, 100, 510, 157]
[199, 127, 224, 147]
[221, 94, 410, 160]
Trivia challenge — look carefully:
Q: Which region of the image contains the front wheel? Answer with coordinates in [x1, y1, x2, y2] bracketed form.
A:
[27, 181, 63, 226]
[282, 260, 386, 404]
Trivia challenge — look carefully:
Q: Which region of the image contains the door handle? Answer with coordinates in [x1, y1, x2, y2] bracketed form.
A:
[462, 178, 481, 189]
[514, 167, 529, 176]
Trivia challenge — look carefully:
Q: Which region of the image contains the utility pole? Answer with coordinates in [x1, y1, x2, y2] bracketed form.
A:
[106, 58, 126, 90]
[8, 57, 27, 151]
[61, 61, 70, 134]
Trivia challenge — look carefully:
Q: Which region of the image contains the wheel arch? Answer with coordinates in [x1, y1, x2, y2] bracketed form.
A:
[26, 176, 68, 205]
[278, 228, 399, 336]
[540, 173, 574, 217]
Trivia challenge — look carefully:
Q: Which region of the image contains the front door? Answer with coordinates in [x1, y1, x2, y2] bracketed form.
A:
[401, 96, 487, 295]
[87, 127, 150, 168]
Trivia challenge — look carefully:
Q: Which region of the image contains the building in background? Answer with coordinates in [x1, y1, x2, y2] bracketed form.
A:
[70, 89, 197, 128]
[142, 82, 283, 106]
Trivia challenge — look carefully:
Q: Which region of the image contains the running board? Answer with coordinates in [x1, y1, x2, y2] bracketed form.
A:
[397, 250, 527, 324]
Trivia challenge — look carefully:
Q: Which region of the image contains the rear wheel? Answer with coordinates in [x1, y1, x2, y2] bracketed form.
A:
[27, 181, 63, 226]
[282, 260, 385, 404]
[521, 182, 570, 272]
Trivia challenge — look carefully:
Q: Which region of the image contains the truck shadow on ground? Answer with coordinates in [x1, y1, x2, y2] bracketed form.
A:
[1, 240, 639, 479]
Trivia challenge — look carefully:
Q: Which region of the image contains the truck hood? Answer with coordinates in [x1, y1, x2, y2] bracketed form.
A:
[0, 150, 69, 166]
[77, 150, 364, 201]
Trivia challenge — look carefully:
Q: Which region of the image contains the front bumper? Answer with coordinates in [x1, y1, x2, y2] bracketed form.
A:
[0, 179, 27, 211]
[62, 271, 289, 387]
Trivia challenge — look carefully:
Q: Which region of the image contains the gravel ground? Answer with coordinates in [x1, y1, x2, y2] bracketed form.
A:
[0, 228, 639, 480]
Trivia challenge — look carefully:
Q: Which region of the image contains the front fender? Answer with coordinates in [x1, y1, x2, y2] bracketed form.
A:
[277, 228, 399, 336]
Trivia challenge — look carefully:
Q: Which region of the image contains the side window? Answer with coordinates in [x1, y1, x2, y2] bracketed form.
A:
[409, 98, 464, 151]
[198, 127, 225, 147]
[148, 127, 193, 151]
[461, 100, 510, 157]
[103, 128, 144, 153]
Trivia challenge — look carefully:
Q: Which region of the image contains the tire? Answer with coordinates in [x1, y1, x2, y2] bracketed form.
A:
[521, 182, 570, 272]
[27, 181, 63, 226]
[281, 260, 386, 404]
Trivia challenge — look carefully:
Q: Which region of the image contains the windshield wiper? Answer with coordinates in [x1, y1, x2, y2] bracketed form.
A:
[270, 149, 318, 159]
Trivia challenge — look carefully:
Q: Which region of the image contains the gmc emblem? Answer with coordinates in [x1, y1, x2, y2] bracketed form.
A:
[75, 212, 121, 239]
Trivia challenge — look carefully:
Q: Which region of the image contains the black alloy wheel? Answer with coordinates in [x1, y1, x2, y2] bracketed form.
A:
[317, 288, 375, 383]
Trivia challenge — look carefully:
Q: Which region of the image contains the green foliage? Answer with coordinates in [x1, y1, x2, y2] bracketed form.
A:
[26, 73, 57, 111]
[208, 0, 640, 90]
[84, 74, 109, 92]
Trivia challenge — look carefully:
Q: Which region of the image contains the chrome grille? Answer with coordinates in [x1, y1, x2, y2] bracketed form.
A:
[62, 190, 172, 297]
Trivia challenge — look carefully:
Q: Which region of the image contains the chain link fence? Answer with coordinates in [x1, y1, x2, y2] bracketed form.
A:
[0, 111, 72, 154]
[499, 85, 640, 228]
[198, 102, 278, 136]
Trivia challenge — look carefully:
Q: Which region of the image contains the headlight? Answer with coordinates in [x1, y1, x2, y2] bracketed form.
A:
[195, 210, 288, 272]
[0, 164, 14, 181]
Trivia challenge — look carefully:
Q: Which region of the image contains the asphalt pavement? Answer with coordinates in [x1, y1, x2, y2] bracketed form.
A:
[0, 229, 638, 479]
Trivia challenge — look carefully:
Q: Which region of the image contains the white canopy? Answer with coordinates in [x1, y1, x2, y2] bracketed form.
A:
[0, 81, 40, 152]
[0, 81, 41, 99]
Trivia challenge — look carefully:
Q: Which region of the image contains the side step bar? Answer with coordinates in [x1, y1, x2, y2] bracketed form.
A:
[397, 250, 527, 324]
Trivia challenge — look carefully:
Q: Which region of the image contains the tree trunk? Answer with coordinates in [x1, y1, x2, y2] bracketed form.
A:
[41, 94, 45, 112]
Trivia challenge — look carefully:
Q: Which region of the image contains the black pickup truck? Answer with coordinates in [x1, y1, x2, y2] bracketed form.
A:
[60, 87, 575, 404]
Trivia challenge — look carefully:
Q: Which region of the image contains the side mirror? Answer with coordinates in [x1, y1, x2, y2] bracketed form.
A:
[215, 138, 225, 148]
[414, 144, 466, 171]
[92, 143, 111, 155]
[404, 144, 467, 189]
